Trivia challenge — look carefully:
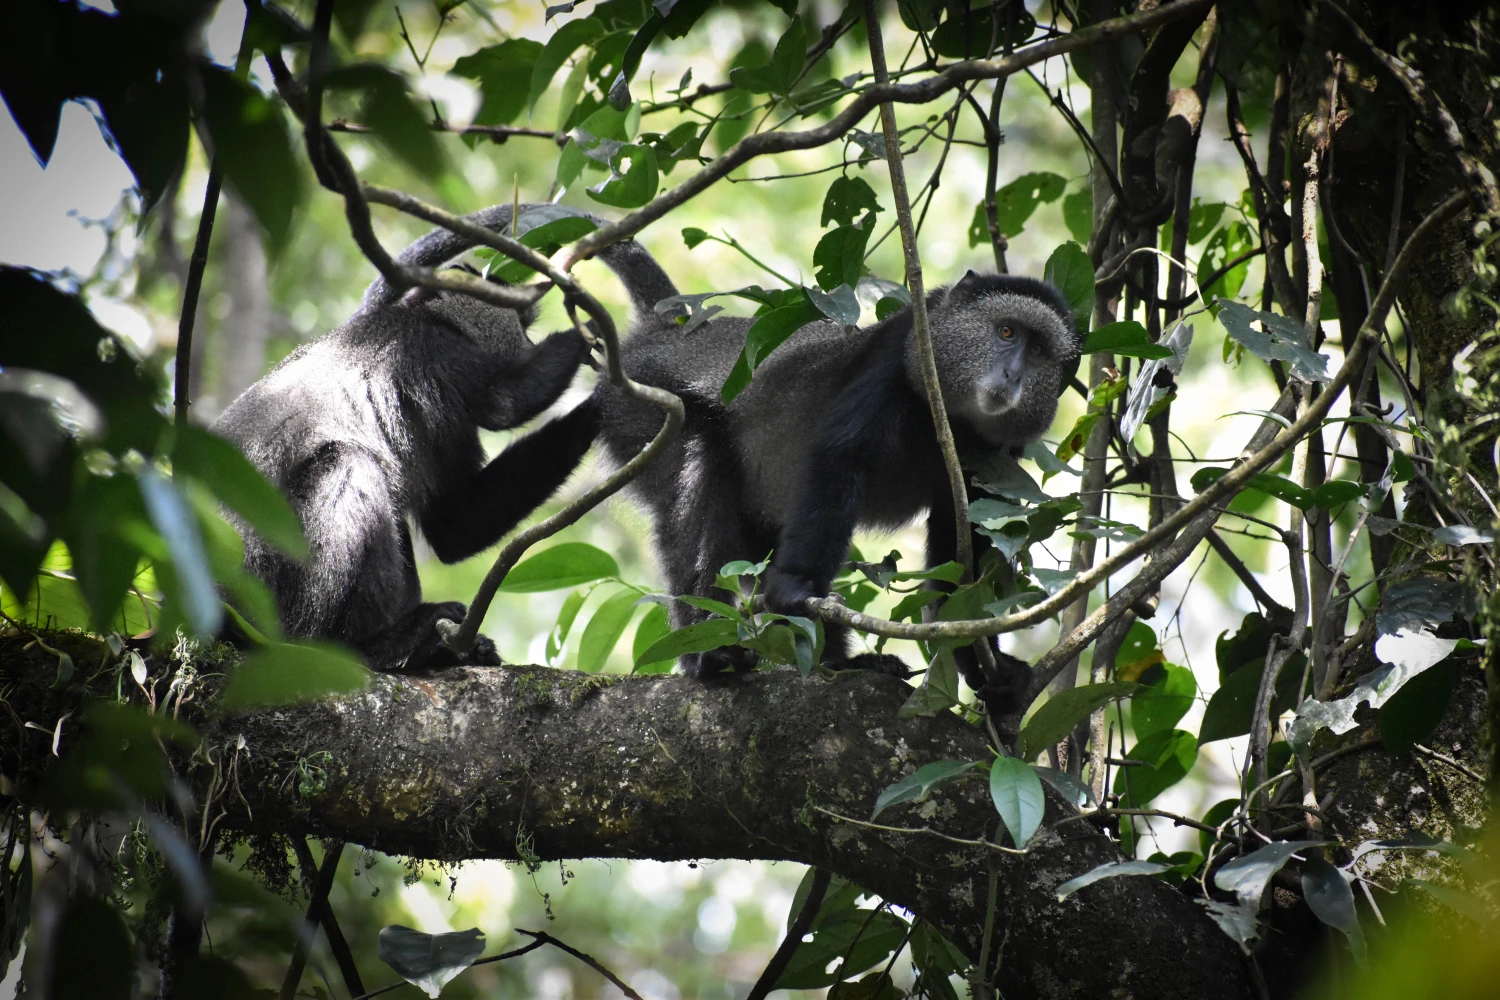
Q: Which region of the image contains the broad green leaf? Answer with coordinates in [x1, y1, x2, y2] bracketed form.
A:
[556, 103, 630, 188]
[576, 587, 640, 672]
[137, 470, 221, 638]
[1198, 221, 1254, 301]
[1033, 765, 1096, 809]
[220, 642, 370, 711]
[989, 755, 1045, 848]
[930, 4, 1037, 57]
[1310, 479, 1363, 509]
[1016, 682, 1137, 760]
[547, 589, 588, 664]
[969, 172, 1065, 246]
[173, 425, 307, 561]
[775, 907, 908, 990]
[1198, 654, 1304, 743]
[1114, 729, 1197, 807]
[324, 65, 446, 179]
[813, 224, 871, 291]
[200, 68, 300, 249]
[1377, 660, 1456, 754]
[729, 16, 806, 95]
[631, 602, 673, 674]
[1216, 299, 1331, 383]
[1302, 859, 1366, 961]
[489, 211, 598, 283]
[721, 296, 823, 402]
[1130, 664, 1195, 741]
[1080, 320, 1174, 359]
[453, 39, 544, 127]
[1043, 241, 1094, 334]
[634, 617, 739, 666]
[1062, 187, 1092, 244]
[822, 175, 883, 227]
[1113, 620, 1161, 677]
[1215, 840, 1331, 909]
[1187, 200, 1225, 242]
[378, 925, 486, 999]
[900, 646, 961, 717]
[682, 227, 710, 248]
[1190, 465, 1312, 509]
[528, 17, 606, 116]
[1285, 629, 1459, 753]
[587, 141, 659, 208]
[499, 542, 619, 593]
[1375, 577, 1464, 636]
[872, 760, 976, 819]
[1054, 860, 1171, 901]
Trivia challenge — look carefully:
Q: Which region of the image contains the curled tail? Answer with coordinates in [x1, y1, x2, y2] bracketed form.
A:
[361, 203, 679, 321]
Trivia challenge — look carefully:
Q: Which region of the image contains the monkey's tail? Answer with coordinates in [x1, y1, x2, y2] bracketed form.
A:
[361, 204, 679, 323]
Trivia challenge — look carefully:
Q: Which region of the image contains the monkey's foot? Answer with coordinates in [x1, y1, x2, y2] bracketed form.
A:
[837, 653, 914, 678]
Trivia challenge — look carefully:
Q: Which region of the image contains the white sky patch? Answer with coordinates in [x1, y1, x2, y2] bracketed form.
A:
[0, 103, 133, 273]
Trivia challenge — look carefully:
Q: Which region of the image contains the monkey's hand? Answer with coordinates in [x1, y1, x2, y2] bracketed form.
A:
[763, 566, 824, 615]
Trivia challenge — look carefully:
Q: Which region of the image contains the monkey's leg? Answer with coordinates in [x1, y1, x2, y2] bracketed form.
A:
[473, 329, 591, 430]
[420, 398, 600, 563]
[653, 433, 763, 677]
[286, 444, 499, 670]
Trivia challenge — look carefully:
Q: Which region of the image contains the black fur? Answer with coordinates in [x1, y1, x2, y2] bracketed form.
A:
[593, 270, 1080, 697]
[213, 204, 628, 670]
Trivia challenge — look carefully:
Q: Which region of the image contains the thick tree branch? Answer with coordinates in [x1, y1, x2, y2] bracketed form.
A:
[0, 638, 1248, 1000]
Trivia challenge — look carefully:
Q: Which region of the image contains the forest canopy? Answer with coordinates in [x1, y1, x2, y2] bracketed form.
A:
[1, 0, 1498, 998]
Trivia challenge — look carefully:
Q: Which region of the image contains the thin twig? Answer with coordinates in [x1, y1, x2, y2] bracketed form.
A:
[515, 929, 644, 999]
[1206, 528, 1289, 616]
[292, 837, 364, 998]
[863, 0, 974, 584]
[746, 868, 831, 1000]
[328, 120, 563, 144]
[278, 839, 345, 1000]
[812, 806, 1028, 855]
[1413, 743, 1485, 784]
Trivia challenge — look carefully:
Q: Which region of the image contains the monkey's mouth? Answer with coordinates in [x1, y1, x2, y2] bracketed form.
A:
[977, 386, 1021, 415]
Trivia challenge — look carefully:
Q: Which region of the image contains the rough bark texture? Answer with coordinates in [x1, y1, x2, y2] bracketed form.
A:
[0, 634, 1249, 999]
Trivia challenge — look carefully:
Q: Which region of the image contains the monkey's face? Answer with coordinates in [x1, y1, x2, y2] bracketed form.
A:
[932, 290, 1076, 446]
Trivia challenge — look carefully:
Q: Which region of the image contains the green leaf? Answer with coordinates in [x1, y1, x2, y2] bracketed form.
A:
[378, 925, 486, 999]
[1215, 840, 1331, 909]
[1198, 220, 1255, 301]
[633, 617, 740, 666]
[488, 210, 598, 283]
[901, 646, 961, 717]
[1190, 465, 1313, 509]
[721, 296, 823, 402]
[576, 587, 639, 672]
[1054, 860, 1172, 901]
[822, 175, 883, 227]
[729, 16, 806, 95]
[546, 589, 587, 664]
[1302, 859, 1366, 962]
[1216, 299, 1331, 383]
[1377, 660, 1456, 754]
[172, 426, 307, 561]
[813, 224, 872, 291]
[1311, 479, 1363, 509]
[452, 38, 544, 126]
[1114, 729, 1197, 807]
[1114, 621, 1160, 673]
[137, 470, 221, 638]
[1081, 320, 1174, 359]
[1187, 200, 1226, 242]
[631, 602, 673, 674]
[871, 760, 976, 819]
[682, 227, 710, 248]
[200, 68, 300, 249]
[499, 542, 619, 593]
[1130, 664, 1195, 741]
[586, 141, 659, 208]
[220, 642, 370, 711]
[324, 65, 445, 179]
[973, 172, 1066, 245]
[989, 755, 1045, 848]
[1016, 682, 1137, 760]
[1062, 186, 1092, 244]
[1198, 654, 1304, 743]
[1043, 241, 1094, 335]
[776, 907, 908, 990]
[528, 17, 607, 116]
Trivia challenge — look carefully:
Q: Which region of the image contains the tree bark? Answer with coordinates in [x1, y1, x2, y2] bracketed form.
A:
[0, 634, 1250, 999]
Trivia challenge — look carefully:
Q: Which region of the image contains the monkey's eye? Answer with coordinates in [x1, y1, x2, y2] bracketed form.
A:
[999, 325, 1015, 340]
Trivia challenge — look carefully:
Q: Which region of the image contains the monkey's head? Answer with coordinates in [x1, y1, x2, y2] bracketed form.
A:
[923, 271, 1078, 446]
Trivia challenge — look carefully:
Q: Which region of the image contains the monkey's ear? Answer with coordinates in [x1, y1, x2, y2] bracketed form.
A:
[954, 269, 984, 291]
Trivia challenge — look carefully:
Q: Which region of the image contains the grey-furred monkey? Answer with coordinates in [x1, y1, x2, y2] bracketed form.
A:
[591, 270, 1079, 711]
[213, 204, 673, 670]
